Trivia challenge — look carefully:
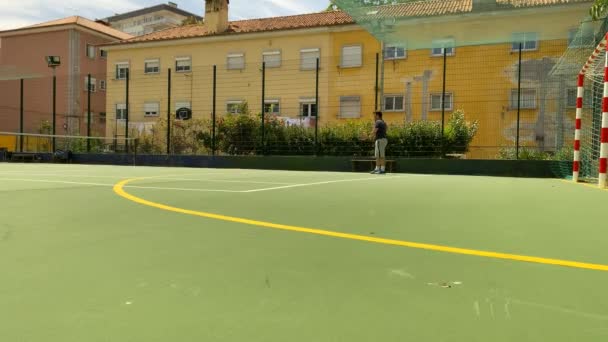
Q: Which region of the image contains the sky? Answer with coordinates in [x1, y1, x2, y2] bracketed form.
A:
[0, 0, 330, 30]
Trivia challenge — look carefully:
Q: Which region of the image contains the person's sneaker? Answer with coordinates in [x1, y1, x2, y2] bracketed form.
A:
[378, 170, 386, 175]
[370, 169, 380, 174]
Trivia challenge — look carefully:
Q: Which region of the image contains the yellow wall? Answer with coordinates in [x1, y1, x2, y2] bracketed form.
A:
[105, 31, 333, 138]
[104, 4, 587, 158]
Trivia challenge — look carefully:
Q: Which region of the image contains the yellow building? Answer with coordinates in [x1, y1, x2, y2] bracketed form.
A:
[102, 0, 591, 158]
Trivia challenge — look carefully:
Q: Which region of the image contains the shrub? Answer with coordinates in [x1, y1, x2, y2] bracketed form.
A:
[131, 108, 479, 158]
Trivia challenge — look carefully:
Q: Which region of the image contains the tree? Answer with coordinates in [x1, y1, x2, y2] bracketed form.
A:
[591, 0, 608, 19]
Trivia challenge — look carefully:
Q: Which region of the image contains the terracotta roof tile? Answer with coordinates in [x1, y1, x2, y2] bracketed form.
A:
[3, 16, 132, 40]
[114, 0, 589, 45]
[496, 0, 590, 7]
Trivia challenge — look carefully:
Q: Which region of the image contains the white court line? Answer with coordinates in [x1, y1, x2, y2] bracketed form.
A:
[1, 178, 112, 187]
[151, 177, 295, 185]
[3, 175, 403, 194]
[241, 176, 401, 193]
[0, 172, 295, 185]
[1, 178, 245, 193]
[126, 185, 244, 193]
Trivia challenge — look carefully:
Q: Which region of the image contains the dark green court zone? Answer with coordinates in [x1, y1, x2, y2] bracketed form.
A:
[1, 164, 607, 342]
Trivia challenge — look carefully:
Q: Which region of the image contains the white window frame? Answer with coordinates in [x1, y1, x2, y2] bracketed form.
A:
[341, 45, 363, 68]
[264, 99, 280, 115]
[144, 59, 160, 74]
[339, 96, 361, 119]
[227, 53, 245, 70]
[86, 44, 96, 59]
[144, 102, 160, 117]
[115, 62, 129, 80]
[566, 88, 577, 108]
[226, 100, 244, 114]
[175, 101, 192, 111]
[301, 48, 320, 70]
[84, 111, 96, 124]
[512, 32, 539, 51]
[99, 80, 106, 91]
[175, 57, 192, 73]
[510, 88, 537, 109]
[383, 95, 405, 112]
[299, 98, 318, 117]
[262, 50, 281, 68]
[384, 44, 407, 60]
[84, 77, 97, 92]
[430, 93, 454, 111]
[100, 49, 108, 59]
[116, 103, 127, 120]
[431, 39, 455, 57]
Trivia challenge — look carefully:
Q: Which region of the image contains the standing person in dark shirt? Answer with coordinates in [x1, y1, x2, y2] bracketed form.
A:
[371, 111, 388, 174]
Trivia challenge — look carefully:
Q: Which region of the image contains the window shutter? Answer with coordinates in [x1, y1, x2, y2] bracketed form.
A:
[342, 46, 362, 67]
[340, 96, 361, 118]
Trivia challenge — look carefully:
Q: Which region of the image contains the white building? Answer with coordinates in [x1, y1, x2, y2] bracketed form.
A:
[104, 2, 202, 37]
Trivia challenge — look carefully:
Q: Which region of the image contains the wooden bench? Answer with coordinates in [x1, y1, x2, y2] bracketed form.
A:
[10, 152, 40, 163]
[351, 159, 396, 173]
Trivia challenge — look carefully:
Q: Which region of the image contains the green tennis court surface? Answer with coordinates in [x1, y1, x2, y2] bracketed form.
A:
[1, 164, 607, 342]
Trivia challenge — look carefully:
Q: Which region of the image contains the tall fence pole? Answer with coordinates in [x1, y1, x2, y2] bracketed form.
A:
[516, 42, 523, 160]
[261, 61, 266, 155]
[19, 79, 24, 152]
[212, 65, 217, 156]
[441, 47, 447, 157]
[52, 70, 56, 152]
[315, 57, 320, 155]
[167, 68, 172, 155]
[375, 53, 379, 111]
[125, 69, 130, 153]
[87, 74, 92, 152]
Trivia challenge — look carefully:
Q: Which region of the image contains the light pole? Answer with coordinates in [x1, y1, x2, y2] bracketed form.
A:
[46, 56, 61, 152]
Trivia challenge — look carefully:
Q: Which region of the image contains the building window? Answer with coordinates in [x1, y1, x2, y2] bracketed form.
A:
[84, 77, 97, 92]
[430, 93, 454, 111]
[384, 95, 404, 112]
[115, 62, 129, 80]
[83, 112, 95, 124]
[175, 101, 191, 111]
[510, 89, 537, 109]
[339, 96, 361, 118]
[264, 100, 280, 115]
[99, 80, 106, 91]
[384, 45, 406, 60]
[100, 49, 108, 59]
[227, 53, 245, 70]
[227, 100, 244, 114]
[263, 51, 281, 68]
[144, 102, 160, 117]
[512, 32, 538, 51]
[116, 103, 127, 120]
[301, 48, 320, 70]
[431, 39, 455, 56]
[300, 99, 317, 117]
[341, 45, 362, 68]
[86, 44, 96, 59]
[175, 57, 191, 73]
[567, 88, 578, 108]
[145, 59, 160, 74]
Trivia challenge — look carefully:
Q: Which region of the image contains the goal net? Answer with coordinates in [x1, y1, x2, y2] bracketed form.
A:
[572, 30, 608, 187]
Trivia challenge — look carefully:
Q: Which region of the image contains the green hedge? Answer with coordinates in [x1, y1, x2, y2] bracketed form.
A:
[134, 109, 479, 157]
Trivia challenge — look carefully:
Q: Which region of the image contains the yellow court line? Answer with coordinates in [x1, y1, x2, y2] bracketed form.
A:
[114, 178, 608, 273]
